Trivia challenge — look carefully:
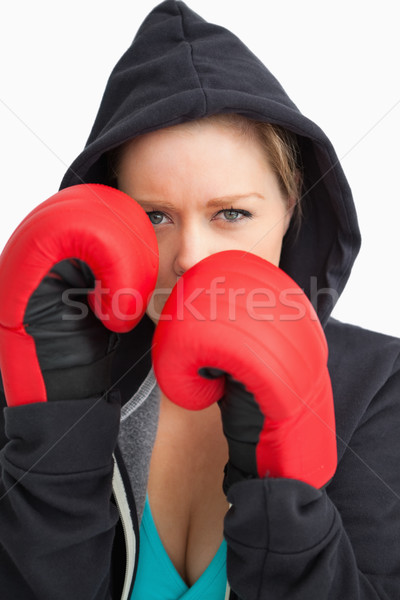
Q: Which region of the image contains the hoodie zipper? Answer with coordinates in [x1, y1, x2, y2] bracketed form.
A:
[112, 454, 137, 600]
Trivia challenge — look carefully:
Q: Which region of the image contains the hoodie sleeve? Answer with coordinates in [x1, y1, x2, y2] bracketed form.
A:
[0, 392, 121, 600]
[224, 356, 400, 599]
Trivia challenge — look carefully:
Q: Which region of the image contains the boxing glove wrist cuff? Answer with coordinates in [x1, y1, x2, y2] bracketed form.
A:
[223, 461, 257, 495]
[43, 350, 117, 402]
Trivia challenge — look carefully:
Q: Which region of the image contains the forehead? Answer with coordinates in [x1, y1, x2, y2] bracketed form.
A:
[116, 122, 285, 214]
[118, 118, 268, 177]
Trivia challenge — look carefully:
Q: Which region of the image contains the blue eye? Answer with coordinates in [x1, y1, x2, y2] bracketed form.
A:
[216, 208, 253, 222]
[147, 211, 165, 225]
[223, 209, 241, 221]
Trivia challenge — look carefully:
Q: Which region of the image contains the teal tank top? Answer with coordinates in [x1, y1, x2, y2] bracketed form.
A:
[131, 495, 228, 599]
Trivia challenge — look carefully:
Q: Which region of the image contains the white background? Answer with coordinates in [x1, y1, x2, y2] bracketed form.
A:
[1, 0, 399, 337]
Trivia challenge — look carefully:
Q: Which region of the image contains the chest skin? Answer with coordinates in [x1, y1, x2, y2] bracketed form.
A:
[146, 393, 229, 586]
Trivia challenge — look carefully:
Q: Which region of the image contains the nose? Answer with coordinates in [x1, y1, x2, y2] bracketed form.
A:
[173, 226, 211, 277]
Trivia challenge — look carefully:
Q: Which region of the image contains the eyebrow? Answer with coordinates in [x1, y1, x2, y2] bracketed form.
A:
[206, 193, 264, 208]
[135, 193, 264, 211]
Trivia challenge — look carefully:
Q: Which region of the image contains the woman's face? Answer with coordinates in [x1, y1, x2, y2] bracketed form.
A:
[118, 120, 293, 322]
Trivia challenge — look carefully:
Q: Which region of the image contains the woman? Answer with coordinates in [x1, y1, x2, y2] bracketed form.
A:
[115, 114, 303, 595]
[0, 1, 399, 598]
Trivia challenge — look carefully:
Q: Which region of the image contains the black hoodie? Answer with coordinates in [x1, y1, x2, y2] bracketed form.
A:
[1, 1, 400, 599]
[60, 0, 360, 329]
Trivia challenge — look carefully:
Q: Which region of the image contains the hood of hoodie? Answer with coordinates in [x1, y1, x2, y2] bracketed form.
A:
[60, 0, 361, 327]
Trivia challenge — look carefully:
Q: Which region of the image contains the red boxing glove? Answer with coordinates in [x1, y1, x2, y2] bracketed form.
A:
[152, 250, 337, 490]
[0, 184, 158, 406]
